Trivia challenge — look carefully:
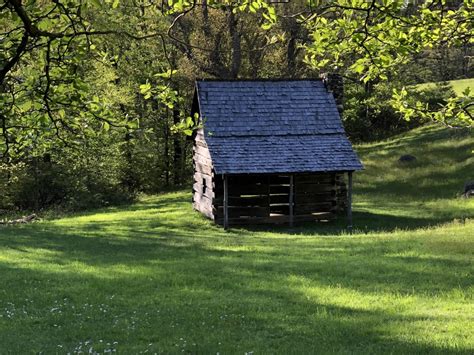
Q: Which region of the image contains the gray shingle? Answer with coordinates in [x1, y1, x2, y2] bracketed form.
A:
[194, 80, 363, 174]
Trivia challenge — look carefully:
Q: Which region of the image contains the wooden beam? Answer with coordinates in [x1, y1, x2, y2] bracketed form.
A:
[223, 174, 229, 230]
[289, 174, 294, 227]
[347, 171, 353, 233]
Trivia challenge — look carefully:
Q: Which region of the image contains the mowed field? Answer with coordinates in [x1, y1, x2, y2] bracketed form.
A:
[0, 125, 473, 353]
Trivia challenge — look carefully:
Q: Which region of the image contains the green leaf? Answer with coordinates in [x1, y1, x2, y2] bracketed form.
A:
[140, 83, 152, 94]
[352, 62, 365, 74]
[89, 0, 102, 8]
[37, 19, 54, 31]
[19, 101, 32, 112]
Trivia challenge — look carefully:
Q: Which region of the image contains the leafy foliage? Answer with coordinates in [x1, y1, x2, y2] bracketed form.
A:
[392, 85, 474, 127]
[1, 0, 473, 212]
[303, 0, 474, 126]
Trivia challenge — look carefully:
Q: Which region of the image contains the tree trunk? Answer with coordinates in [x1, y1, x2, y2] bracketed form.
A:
[173, 107, 182, 185]
[164, 109, 170, 187]
[285, 18, 298, 77]
[228, 8, 241, 79]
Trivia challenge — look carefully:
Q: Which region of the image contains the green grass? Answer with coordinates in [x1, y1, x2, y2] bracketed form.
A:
[0, 125, 473, 353]
[417, 78, 474, 95]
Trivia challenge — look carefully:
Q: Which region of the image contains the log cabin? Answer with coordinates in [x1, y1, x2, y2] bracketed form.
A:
[191, 78, 363, 229]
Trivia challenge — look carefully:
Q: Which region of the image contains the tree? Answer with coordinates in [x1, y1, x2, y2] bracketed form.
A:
[302, 0, 473, 126]
[1, 0, 473, 212]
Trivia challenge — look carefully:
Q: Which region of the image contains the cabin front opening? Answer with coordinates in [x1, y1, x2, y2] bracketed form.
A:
[213, 173, 348, 227]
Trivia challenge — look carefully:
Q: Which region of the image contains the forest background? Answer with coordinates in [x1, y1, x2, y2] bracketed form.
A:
[0, 0, 472, 213]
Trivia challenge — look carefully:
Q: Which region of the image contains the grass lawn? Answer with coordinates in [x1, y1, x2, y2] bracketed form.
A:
[417, 78, 474, 95]
[0, 125, 473, 353]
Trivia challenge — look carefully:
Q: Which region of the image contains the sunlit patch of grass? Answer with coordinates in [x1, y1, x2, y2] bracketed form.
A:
[416, 78, 474, 96]
[0, 126, 473, 353]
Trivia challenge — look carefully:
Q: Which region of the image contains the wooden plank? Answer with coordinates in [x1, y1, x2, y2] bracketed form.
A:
[215, 206, 270, 218]
[194, 140, 208, 149]
[270, 205, 289, 215]
[289, 175, 294, 227]
[269, 193, 290, 204]
[193, 151, 213, 167]
[214, 195, 268, 207]
[268, 175, 291, 184]
[295, 184, 335, 194]
[294, 202, 335, 215]
[193, 145, 212, 160]
[269, 185, 290, 194]
[194, 171, 213, 186]
[193, 202, 214, 220]
[347, 171, 353, 233]
[194, 129, 206, 143]
[193, 159, 213, 173]
[193, 160, 213, 176]
[294, 192, 334, 204]
[215, 212, 335, 226]
[296, 212, 335, 221]
[223, 175, 228, 229]
[225, 175, 289, 185]
[227, 183, 269, 196]
[194, 170, 213, 179]
[193, 190, 214, 215]
[335, 174, 347, 214]
[295, 174, 334, 184]
[296, 201, 335, 208]
[193, 182, 215, 200]
[228, 175, 269, 185]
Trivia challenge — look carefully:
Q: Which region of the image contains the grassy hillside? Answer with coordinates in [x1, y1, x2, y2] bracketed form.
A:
[0, 125, 473, 353]
[417, 78, 474, 95]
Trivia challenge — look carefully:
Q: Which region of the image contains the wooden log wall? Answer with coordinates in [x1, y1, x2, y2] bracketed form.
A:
[192, 130, 215, 220]
[213, 173, 348, 226]
[214, 175, 274, 224]
[335, 173, 348, 212]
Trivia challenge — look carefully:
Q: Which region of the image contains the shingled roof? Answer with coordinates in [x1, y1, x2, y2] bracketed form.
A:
[193, 79, 363, 174]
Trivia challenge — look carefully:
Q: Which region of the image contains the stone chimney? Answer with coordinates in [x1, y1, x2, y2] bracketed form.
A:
[320, 73, 344, 115]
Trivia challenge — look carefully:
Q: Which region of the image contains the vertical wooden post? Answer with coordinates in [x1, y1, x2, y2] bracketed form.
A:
[223, 174, 229, 230]
[289, 174, 294, 227]
[347, 171, 353, 233]
[267, 175, 271, 218]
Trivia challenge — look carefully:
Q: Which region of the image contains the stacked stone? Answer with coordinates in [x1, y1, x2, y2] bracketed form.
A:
[321, 73, 344, 115]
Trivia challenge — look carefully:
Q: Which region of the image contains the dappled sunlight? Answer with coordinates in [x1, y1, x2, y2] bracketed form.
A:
[0, 128, 473, 352]
[1, 212, 472, 352]
[287, 275, 473, 351]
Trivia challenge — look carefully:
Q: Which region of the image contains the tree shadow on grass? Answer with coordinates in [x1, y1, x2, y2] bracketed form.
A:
[0, 225, 471, 353]
[0, 210, 471, 295]
[0, 193, 472, 352]
[234, 209, 470, 236]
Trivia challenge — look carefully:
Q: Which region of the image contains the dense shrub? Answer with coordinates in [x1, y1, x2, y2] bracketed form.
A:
[0, 141, 134, 214]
